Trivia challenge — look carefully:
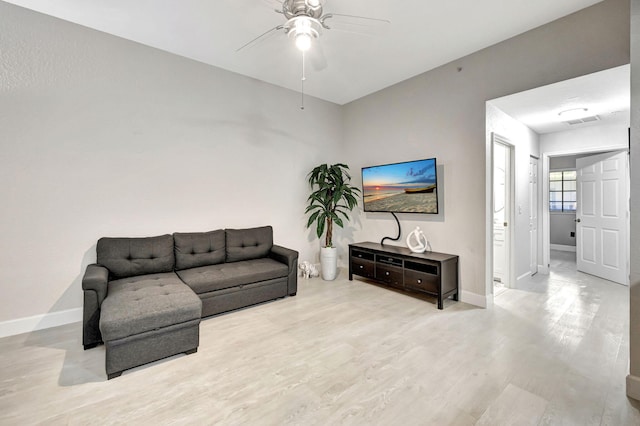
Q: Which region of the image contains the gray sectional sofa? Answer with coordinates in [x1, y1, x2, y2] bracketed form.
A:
[82, 226, 298, 379]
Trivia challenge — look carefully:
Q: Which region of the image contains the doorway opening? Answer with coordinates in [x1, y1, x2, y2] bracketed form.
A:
[485, 64, 630, 303]
[543, 149, 629, 285]
[492, 134, 515, 296]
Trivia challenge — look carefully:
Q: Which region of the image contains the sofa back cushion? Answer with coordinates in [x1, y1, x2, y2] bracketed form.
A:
[97, 234, 175, 280]
[174, 229, 226, 270]
[226, 226, 273, 263]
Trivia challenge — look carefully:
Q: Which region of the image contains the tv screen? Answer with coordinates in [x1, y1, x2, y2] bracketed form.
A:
[362, 158, 438, 214]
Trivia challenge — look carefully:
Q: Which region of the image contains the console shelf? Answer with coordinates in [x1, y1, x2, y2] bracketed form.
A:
[349, 242, 459, 310]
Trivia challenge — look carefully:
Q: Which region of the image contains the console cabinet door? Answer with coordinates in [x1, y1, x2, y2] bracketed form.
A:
[351, 249, 375, 278]
[351, 259, 375, 278]
[375, 264, 403, 288]
[404, 261, 439, 294]
[404, 268, 438, 294]
[351, 258, 375, 279]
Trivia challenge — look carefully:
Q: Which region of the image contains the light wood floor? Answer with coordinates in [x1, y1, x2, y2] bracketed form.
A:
[1, 251, 639, 425]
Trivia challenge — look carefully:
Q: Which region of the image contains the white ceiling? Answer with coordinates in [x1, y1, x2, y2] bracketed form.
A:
[4, 0, 604, 105]
[490, 65, 630, 134]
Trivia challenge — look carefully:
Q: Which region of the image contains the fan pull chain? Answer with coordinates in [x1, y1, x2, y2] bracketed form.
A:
[301, 50, 306, 110]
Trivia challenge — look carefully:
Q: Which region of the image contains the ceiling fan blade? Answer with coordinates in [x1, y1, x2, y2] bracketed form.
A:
[309, 42, 328, 71]
[320, 13, 390, 35]
[236, 25, 284, 52]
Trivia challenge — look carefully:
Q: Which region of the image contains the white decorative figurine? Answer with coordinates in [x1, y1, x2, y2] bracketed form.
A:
[299, 260, 320, 279]
[406, 226, 429, 253]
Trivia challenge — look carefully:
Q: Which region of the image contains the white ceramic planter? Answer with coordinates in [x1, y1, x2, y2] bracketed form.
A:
[320, 246, 338, 281]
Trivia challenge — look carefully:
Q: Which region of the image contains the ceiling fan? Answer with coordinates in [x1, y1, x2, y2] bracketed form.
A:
[237, 0, 390, 109]
[237, 0, 390, 55]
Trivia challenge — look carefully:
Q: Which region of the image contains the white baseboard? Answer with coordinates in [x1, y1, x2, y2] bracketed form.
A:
[0, 308, 82, 339]
[538, 264, 550, 274]
[460, 290, 492, 308]
[515, 272, 532, 287]
[550, 244, 576, 252]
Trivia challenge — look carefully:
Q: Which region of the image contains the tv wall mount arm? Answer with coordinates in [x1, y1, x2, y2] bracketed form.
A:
[380, 212, 401, 246]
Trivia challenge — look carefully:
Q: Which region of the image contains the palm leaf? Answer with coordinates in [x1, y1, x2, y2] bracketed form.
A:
[306, 210, 321, 228]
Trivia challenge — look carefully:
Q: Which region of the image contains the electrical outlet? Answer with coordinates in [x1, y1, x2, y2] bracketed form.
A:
[570, 232, 575, 237]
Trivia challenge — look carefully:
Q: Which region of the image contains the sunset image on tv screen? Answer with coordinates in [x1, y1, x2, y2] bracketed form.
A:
[362, 158, 438, 214]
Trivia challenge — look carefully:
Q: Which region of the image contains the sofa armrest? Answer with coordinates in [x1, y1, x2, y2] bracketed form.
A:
[269, 245, 298, 267]
[270, 245, 298, 296]
[82, 264, 109, 349]
[82, 264, 109, 304]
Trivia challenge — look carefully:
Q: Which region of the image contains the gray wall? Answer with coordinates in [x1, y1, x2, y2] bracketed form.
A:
[343, 0, 630, 303]
[550, 215, 577, 246]
[550, 155, 578, 170]
[0, 3, 343, 324]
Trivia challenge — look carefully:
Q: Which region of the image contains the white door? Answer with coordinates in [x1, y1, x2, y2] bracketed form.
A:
[576, 150, 629, 285]
[529, 157, 538, 276]
[493, 139, 511, 287]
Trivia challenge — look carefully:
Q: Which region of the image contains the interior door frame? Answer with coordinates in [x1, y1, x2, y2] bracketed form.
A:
[541, 143, 628, 275]
[530, 155, 539, 276]
[491, 133, 516, 293]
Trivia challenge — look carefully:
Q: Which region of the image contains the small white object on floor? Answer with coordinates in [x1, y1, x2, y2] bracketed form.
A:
[299, 260, 319, 278]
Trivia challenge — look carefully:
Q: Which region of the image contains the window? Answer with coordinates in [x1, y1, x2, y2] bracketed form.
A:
[549, 170, 576, 212]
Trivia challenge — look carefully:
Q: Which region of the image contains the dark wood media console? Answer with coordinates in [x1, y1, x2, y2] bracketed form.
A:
[348, 242, 459, 310]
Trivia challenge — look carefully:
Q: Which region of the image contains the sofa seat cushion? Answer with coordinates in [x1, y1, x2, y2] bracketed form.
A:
[176, 258, 288, 294]
[100, 272, 202, 342]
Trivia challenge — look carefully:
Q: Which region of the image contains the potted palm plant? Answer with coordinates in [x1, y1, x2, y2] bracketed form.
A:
[305, 163, 360, 280]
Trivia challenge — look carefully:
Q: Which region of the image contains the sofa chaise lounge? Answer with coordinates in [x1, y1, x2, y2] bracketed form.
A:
[82, 225, 298, 379]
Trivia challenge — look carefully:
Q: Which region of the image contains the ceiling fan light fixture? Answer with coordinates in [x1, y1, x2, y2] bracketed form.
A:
[295, 33, 312, 51]
[287, 16, 320, 51]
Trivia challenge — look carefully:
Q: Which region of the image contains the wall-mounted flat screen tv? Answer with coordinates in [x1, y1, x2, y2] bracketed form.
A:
[362, 158, 438, 214]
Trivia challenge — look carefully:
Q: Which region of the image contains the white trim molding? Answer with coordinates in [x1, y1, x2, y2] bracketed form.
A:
[0, 308, 82, 339]
[550, 244, 577, 252]
[460, 290, 493, 309]
[517, 272, 532, 285]
[486, 132, 516, 309]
